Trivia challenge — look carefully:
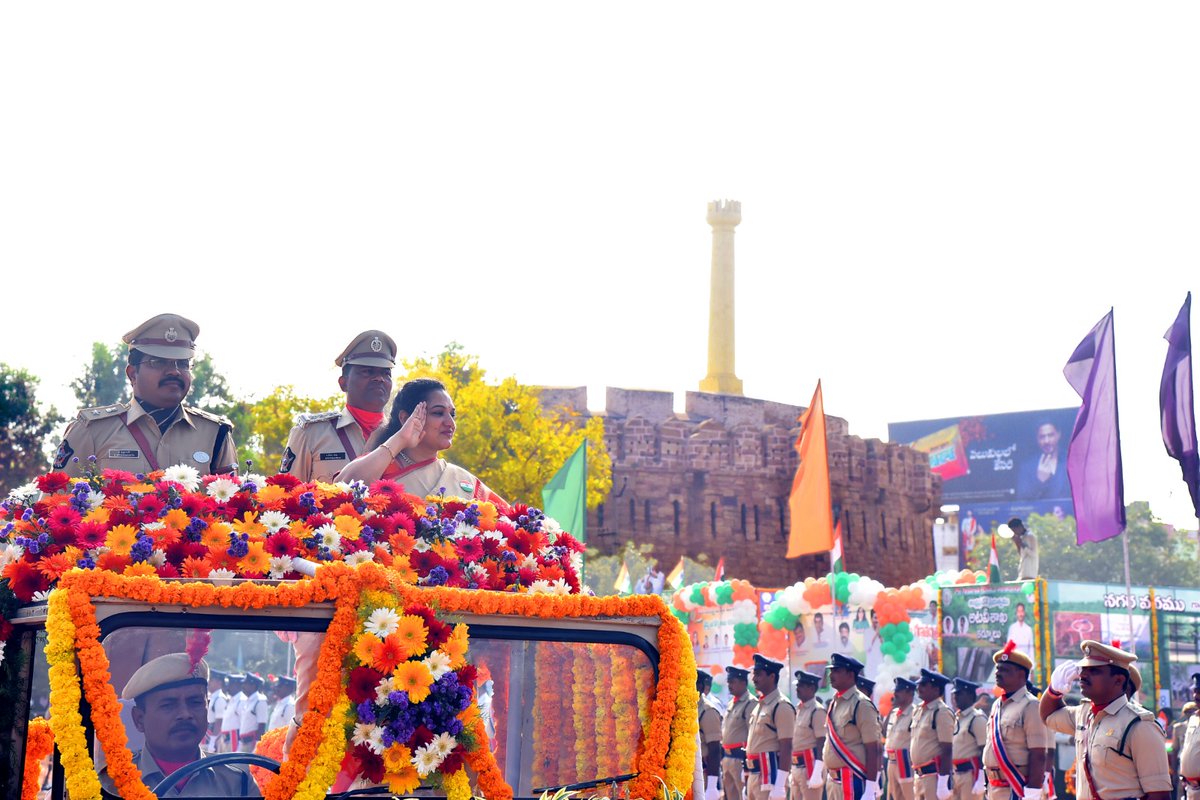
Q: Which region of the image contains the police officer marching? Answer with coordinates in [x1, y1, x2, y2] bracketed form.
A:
[824, 653, 884, 800]
[745, 655, 795, 800]
[699, 670, 726, 800]
[911, 669, 954, 800]
[1179, 674, 1200, 800]
[885, 677, 918, 800]
[56, 314, 238, 478]
[722, 666, 757, 800]
[1039, 640, 1170, 800]
[951, 679, 987, 800]
[280, 330, 397, 482]
[982, 642, 1049, 800]
[791, 669, 828, 800]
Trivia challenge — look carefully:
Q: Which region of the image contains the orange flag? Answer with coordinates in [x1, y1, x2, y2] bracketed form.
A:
[787, 381, 833, 558]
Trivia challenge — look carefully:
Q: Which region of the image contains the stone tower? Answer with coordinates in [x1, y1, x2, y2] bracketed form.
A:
[699, 199, 744, 395]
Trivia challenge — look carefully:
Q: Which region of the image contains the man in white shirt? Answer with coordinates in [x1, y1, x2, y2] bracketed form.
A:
[1005, 603, 1036, 671]
[221, 674, 247, 752]
[205, 670, 229, 752]
[267, 676, 297, 732]
[238, 674, 270, 752]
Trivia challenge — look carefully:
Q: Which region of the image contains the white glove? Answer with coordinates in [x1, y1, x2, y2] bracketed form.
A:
[862, 779, 879, 800]
[972, 771, 985, 794]
[704, 776, 720, 800]
[936, 777, 953, 800]
[1022, 788, 1043, 800]
[1049, 661, 1080, 695]
[770, 772, 787, 800]
[807, 760, 826, 788]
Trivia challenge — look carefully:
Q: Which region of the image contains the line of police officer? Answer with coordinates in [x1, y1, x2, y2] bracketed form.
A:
[701, 638, 1173, 800]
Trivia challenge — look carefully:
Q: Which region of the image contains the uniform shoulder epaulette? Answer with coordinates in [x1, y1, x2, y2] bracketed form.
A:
[77, 404, 126, 421]
[186, 406, 234, 425]
[295, 410, 341, 426]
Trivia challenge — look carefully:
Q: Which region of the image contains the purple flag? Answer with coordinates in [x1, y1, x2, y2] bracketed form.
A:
[1161, 292, 1200, 518]
[1064, 309, 1126, 544]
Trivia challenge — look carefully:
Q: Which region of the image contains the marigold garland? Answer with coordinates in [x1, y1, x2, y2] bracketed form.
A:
[44, 588, 103, 800]
[292, 698, 352, 800]
[572, 643, 597, 780]
[21, 716, 54, 800]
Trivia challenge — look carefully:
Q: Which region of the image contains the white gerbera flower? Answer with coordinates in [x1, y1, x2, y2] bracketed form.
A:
[549, 578, 572, 596]
[163, 464, 201, 492]
[412, 743, 443, 777]
[242, 473, 267, 490]
[268, 556, 294, 579]
[316, 524, 342, 552]
[538, 545, 557, 560]
[30, 590, 51, 603]
[375, 676, 398, 704]
[520, 553, 538, 571]
[366, 726, 385, 754]
[412, 538, 431, 553]
[541, 516, 562, 534]
[147, 549, 167, 567]
[345, 550, 374, 566]
[570, 551, 583, 576]
[142, 521, 165, 532]
[5, 481, 41, 506]
[0, 544, 27, 570]
[208, 568, 236, 585]
[429, 732, 456, 758]
[528, 580, 553, 595]
[452, 522, 478, 540]
[206, 478, 239, 503]
[351, 722, 376, 748]
[481, 529, 503, 541]
[424, 650, 452, 680]
[85, 488, 105, 510]
[364, 607, 401, 638]
[259, 511, 291, 533]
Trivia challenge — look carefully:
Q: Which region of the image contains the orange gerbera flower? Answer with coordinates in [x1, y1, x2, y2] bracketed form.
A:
[238, 541, 271, 576]
[232, 512, 267, 538]
[95, 551, 131, 573]
[383, 743, 414, 773]
[105, 524, 138, 555]
[123, 562, 157, 577]
[442, 624, 469, 669]
[255, 484, 288, 508]
[432, 541, 457, 561]
[162, 508, 190, 530]
[385, 755, 420, 794]
[83, 507, 111, 525]
[200, 522, 231, 550]
[388, 530, 415, 556]
[333, 515, 362, 541]
[353, 633, 384, 668]
[180, 556, 212, 578]
[146, 525, 181, 548]
[290, 521, 314, 541]
[393, 614, 429, 658]
[37, 551, 76, 581]
[375, 633, 410, 673]
[477, 502, 498, 531]
[332, 502, 359, 518]
[126, 481, 155, 494]
[101, 496, 132, 514]
[391, 660, 434, 703]
[364, 494, 392, 513]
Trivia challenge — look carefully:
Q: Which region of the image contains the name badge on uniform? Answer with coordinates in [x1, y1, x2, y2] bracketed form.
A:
[320, 452, 347, 461]
[193, 451, 210, 464]
[108, 449, 140, 459]
[459, 481, 473, 493]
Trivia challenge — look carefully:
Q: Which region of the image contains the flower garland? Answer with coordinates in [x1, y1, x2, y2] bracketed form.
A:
[572, 643, 597, 780]
[44, 587, 103, 800]
[1149, 586, 1161, 704]
[593, 646, 620, 780]
[293, 698, 352, 800]
[21, 716, 54, 800]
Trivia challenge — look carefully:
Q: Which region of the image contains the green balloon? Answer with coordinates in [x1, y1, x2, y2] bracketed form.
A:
[714, 583, 734, 605]
[1022, 582, 1036, 595]
[734, 622, 760, 646]
[670, 607, 689, 625]
[975, 574, 987, 584]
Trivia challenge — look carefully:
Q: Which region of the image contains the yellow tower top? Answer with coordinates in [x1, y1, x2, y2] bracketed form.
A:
[699, 199, 743, 395]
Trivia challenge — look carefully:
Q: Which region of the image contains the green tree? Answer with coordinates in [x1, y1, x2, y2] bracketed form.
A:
[968, 503, 1200, 586]
[0, 365, 63, 494]
[228, 386, 341, 474]
[399, 344, 613, 509]
[188, 353, 240, 418]
[70, 342, 129, 408]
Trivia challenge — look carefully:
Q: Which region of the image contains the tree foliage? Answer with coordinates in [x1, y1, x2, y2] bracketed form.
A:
[399, 344, 612, 509]
[228, 386, 341, 474]
[968, 502, 1200, 586]
[70, 342, 129, 408]
[0, 364, 63, 495]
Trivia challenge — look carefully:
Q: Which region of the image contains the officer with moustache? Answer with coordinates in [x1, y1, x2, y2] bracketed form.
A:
[884, 677, 917, 800]
[280, 330, 397, 482]
[982, 642, 1048, 800]
[1040, 640, 1170, 800]
[56, 314, 238, 477]
[950, 679, 986, 800]
[910, 669, 954, 800]
[745, 655, 795, 800]
[823, 653, 883, 800]
[699, 670, 725, 800]
[790, 669, 828, 800]
[722, 666, 757, 800]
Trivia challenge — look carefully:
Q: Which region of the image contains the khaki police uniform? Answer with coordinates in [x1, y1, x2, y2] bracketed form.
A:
[701, 693, 725, 773]
[952, 707, 986, 800]
[55, 314, 237, 477]
[885, 704, 916, 800]
[824, 688, 883, 800]
[1044, 696, 1170, 800]
[981, 688, 1050, 800]
[911, 699, 954, 800]
[746, 688, 796, 800]
[1180, 714, 1200, 800]
[790, 697, 828, 800]
[279, 330, 397, 483]
[722, 691, 757, 800]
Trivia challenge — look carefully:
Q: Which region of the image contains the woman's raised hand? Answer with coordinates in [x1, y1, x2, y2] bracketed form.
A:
[390, 402, 427, 453]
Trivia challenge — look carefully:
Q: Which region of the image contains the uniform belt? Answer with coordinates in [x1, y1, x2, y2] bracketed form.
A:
[792, 748, 816, 760]
[953, 762, 975, 773]
[724, 748, 747, 760]
[916, 762, 939, 775]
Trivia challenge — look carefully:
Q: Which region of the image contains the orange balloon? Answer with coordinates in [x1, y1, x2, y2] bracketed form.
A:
[878, 691, 894, 718]
[733, 644, 755, 667]
[731, 580, 757, 604]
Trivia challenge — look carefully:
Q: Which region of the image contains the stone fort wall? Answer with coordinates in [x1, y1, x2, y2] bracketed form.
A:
[541, 387, 941, 588]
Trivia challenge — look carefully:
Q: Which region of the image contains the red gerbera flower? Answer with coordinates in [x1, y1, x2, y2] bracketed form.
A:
[265, 473, 302, 490]
[404, 605, 451, 649]
[2, 561, 49, 602]
[102, 468, 138, 484]
[507, 528, 547, 556]
[346, 666, 385, 704]
[410, 550, 445, 576]
[553, 531, 585, 553]
[136, 495, 166, 521]
[47, 504, 81, 534]
[75, 521, 108, 550]
[264, 532, 300, 557]
[180, 494, 217, 517]
[442, 500, 469, 517]
[439, 745, 465, 775]
[517, 566, 538, 585]
[36, 472, 71, 493]
[456, 663, 478, 688]
[166, 540, 209, 565]
[409, 725, 435, 750]
[481, 537, 504, 558]
[453, 537, 484, 562]
[347, 744, 385, 784]
[494, 519, 516, 537]
[156, 562, 180, 579]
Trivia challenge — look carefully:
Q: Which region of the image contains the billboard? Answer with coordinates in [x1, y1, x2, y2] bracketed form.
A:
[940, 583, 1042, 688]
[889, 407, 1079, 549]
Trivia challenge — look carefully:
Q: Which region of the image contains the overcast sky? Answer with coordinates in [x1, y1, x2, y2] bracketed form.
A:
[2, 3, 1198, 528]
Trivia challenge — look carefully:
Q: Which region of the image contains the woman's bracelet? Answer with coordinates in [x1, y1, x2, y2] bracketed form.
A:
[379, 442, 397, 460]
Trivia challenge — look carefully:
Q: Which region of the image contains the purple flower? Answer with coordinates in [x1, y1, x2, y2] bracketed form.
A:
[425, 566, 449, 586]
[77, 556, 96, 569]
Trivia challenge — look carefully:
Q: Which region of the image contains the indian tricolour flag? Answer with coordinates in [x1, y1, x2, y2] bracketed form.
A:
[989, 532, 1002, 584]
[830, 520, 844, 573]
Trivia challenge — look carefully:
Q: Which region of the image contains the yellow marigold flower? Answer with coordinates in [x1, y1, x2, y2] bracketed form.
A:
[105, 524, 138, 556]
[238, 541, 271, 575]
[382, 743, 412, 773]
[394, 615, 428, 658]
[333, 514, 362, 541]
[123, 562, 158, 577]
[353, 632, 384, 667]
[392, 661, 434, 703]
[162, 508, 191, 530]
[232, 511, 267, 538]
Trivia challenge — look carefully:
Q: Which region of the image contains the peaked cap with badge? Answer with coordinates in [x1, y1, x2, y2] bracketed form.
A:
[1076, 639, 1136, 670]
[123, 652, 209, 702]
[953, 677, 981, 695]
[335, 330, 398, 369]
[752, 653, 785, 675]
[918, 667, 950, 688]
[794, 669, 823, 687]
[829, 652, 866, 673]
[895, 675, 918, 692]
[56, 314, 238, 478]
[857, 674, 877, 695]
[992, 639, 1034, 671]
[726, 665, 750, 681]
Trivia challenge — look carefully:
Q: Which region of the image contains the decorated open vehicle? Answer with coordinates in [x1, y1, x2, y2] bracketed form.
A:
[0, 467, 698, 800]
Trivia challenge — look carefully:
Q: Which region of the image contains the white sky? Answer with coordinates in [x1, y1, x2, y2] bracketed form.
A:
[2, 3, 1198, 528]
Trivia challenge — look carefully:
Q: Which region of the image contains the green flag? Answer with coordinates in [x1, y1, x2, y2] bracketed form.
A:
[541, 441, 587, 541]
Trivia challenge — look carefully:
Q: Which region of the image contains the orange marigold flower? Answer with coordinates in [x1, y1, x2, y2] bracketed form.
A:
[391, 660, 434, 703]
[238, 541, 271, 576]
[353, 633, 384, 668]
[333, 514, 362, 541]
[123, 562, 157, 577]
[105, 524, 138, 555]
[393, 614, 428, 658]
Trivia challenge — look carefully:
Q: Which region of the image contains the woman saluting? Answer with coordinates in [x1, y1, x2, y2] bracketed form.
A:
[338, 378, 508, 510]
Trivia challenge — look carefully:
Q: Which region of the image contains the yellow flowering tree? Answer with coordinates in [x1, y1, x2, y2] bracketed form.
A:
[397, 344, 612, 510]
[228, 386, 342, 473]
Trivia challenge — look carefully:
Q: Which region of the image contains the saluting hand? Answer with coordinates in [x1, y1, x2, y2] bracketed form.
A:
[389, 402, 427, 453]
[1049, 661, 1080, 695]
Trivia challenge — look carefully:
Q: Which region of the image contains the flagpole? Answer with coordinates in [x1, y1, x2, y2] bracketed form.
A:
[1111, 308, 1134, 638]
[1122, 528, 1134, 641]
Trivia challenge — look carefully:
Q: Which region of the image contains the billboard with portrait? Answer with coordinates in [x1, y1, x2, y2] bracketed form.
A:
[940, 583, 1042, 688]
[888, 407, 1079, 559]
